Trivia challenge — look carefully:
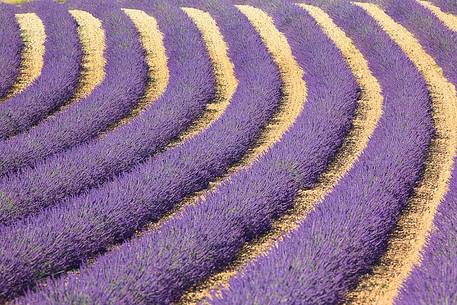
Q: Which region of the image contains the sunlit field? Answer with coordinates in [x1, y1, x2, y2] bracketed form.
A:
[0, 0, 456, 304]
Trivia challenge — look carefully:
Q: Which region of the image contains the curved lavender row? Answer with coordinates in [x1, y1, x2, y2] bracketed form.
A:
[382, 0, 457, 85]
[0, 1, 215, 224]
[17, 2, 362, 304]
[395, 161, 457, 304]
[0, 1, 81, 140]
[0, 1, 149, 177]
[430, 0, 457, 13]
[211, 3, 435, 304]
[0, 0, 283, 299]
[0, 4, 22, 99]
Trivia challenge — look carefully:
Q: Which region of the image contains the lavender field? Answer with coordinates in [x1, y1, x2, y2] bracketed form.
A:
[0, 0, 456, 304]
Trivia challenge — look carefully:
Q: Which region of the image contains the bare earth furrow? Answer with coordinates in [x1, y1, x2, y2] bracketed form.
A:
[0, 9, 43, 101]
[345, 3, 457, 304]
[0, 0, 285, 299]
[394, 160, 457, 304]
[38, 9, 106, 117]
[173, 7, 237, 143]
[210, 2, 437, 304]
[383, 0, 457, 85]
[69, 10, 106, 100]
[435, 0, 457, 14]
[25, 9, 107, 130]
[176, 1, 382, 302]
[0, 1, 151, 176]
[0, 1, 454, 304]
[0, 3, 229, 225]
[103, 8, 168, 131]
[417, 0, 457, 31]
[14, 2, 366, 304]
[5, 12, 45, 99]
[0, 2, 81, 140]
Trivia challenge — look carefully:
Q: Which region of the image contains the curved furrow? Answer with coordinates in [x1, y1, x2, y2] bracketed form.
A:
[0, 2, 82, 140]
[0, 2, 148, 178]
[417, 0, 457, 31]
[30, 9, 106, 124]
[15, 3, 364, 304]
[118, 1, 308, 241]
[65, 10, 105, 101]
[210, 2, 437, 304]
[173, 7, 237, 142]
[155, 1, 308, 212]
[395, 162, 457, 304]
[1, 12, 45, 101]
[382, 0, 457, 86]
[175, 1, 383, 302]
[0, 5, 26, 100]
[104, 8, 168, 131]
[0, 4, 233, 225]
[344, 3, 457, 304]
[0, 0, 285, 299]
[433, 0, 457, 14]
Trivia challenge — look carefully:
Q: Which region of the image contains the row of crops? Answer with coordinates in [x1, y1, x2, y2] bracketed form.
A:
[0, 0, 456, 304]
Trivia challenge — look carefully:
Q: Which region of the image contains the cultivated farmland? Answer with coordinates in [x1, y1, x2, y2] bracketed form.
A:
[0, 0, 456, 304]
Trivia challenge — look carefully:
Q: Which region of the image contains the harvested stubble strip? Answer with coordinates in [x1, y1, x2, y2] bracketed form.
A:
[210, 3, 436, 304]
[16, 3, 366, 304]
[395, 161, 457, 304]
[417, 0, 457, 31]
[0, 10, 44, 101]
[0, 4, 22, 99]
[0, 2, 230, 225]
[344, 3, 457, 305]
[0, 0, 285, 299]
[0, 2, 82, 140]
[0, 2, 150, 178]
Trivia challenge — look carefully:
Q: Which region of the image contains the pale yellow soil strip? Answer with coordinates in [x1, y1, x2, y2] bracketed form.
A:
[345, 3, 457, 305]
[68, 9, 106, 100]
[176, 4, 383, 304]
[63, 7, 238, 278]
[138, 4, 306, 241]
[19, 9, 106, 130]
[74, 6, 306, 283]
[0, 0, 28, 3]
[1, 13, 45, 101]
[104, 9, 169, 131]
[417, 0, 457, 32]
[169, 7, 238, 143]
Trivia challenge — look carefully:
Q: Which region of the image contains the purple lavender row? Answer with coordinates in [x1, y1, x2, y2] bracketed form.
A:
[395, 160, 457, 304]
[210, 2, 434, 304]
[0, 0, 149, 177]
[431, 0, 457, 14]
[0, 0, 215, 225]
[384, 1, 457, 303]
[0, 1, 82, 140]
[0, 4, 22, 99]
[383, 0, 457, 84]
[16, 1, 361, 304]
[0, 0, 284, 299]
